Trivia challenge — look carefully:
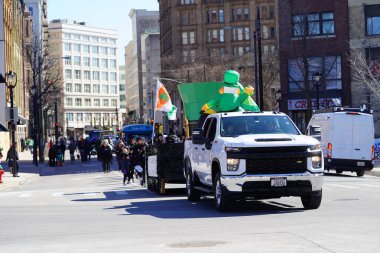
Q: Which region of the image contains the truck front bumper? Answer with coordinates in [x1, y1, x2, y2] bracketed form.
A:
[220, 172, 323, 198]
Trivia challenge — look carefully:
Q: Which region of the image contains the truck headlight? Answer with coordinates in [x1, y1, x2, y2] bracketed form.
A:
[227, 159, 240, 171]
[309, 144, 321, 151]
[312, 155, 322, 168]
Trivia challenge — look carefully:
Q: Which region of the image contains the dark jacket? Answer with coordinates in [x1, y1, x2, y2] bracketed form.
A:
[48, 145, 58, 159]
[6, 147, 19, 161]
[99, 145, 113, 163]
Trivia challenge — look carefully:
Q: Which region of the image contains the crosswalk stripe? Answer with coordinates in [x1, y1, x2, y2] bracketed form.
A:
[19, 193, 32, 198]
[114, 191, 128, 195]
[327, 184, 358, 189]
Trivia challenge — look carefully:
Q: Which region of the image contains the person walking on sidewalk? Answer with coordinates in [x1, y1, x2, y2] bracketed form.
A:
[6, 144, 19, 177]
[115, 141, 124, 172]
[68, 140, 76, 162]
[20, 138, 26, 152]
[48, 142, 58, 167]
[99, 140, 113, 173]
[120, 144, 132, 184]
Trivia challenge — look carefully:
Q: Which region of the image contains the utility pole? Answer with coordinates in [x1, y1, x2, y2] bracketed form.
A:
[256, 7, 264, 110]
[253, 31, 259, 103]
[55, 98, 59, 142]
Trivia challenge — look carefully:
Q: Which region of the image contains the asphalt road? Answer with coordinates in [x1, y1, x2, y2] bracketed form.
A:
[1, 161, 380, 253]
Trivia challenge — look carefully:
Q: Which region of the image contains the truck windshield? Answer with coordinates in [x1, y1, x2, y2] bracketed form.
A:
[220, 115, 300, 137]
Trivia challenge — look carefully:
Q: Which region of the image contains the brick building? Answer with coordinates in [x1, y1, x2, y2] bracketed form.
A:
[278, 0, 351, 132]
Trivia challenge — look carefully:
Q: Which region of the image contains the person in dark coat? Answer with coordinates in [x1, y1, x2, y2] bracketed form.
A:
[68, 141, 76, 162]
[98, 140, 113, 173]
[77, 137, 86, 162]
[48, 143, 58, 167]
[59, 139, 66, 162]
[6, 145, 19, 176]
[114, 141, 124, 172]
[131, 137, 146, 185]
[20, 138, 26, 152]
[120, 144, 132, 184]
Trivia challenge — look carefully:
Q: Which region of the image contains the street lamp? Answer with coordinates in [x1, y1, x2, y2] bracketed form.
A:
[313, 72, 322, 110]
[4, 71, 18, 177]
[31, 85, 39, 166]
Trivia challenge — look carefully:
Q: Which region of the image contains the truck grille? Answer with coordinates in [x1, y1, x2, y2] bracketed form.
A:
[241, 146, 308, 174]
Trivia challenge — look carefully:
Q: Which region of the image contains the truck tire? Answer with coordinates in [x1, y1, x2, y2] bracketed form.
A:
[185, 161, 201, 201]
[301, 190, 322, 210]
[356, 170, 364, 177]
[214, 173, 233, 212]
[336, 169, 343, 174]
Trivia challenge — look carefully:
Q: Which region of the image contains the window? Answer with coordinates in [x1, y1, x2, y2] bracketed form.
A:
[83, 57, 90, 67]
[64, 56, 71, 65]
[288, 56, 342, 92]
[94, 99, 100, 107]
[111, 99, 117, 107]
[73, 34, 80, 40]
[101, 72, 108, 81]
[85, 113, 92, 122]
[65, 69, 72, 79]
[100, 37, 108, 43]
[84, 83, 91, 93]
[219, 9, 224, 22]
[206, 9, 224, 23]
[180, 0, 196, 5]
[92, 71, 99, 80]
[270, 27, 276, 39]
[182, 31, 195, 45]
[66, 98, 72, 106]
[92, 58, 99, 67]
[93, 84, 100, 93]
[293, 12, 335, 37]
[232, 27, 249, 41]
[65, 83, 72, 92]
[75, 83, 82, 93]
[101, 58, 108, 68]
[269, 5, 275, 19]
[182, 50, 196, 63]
[110, 72, 117, 81]
[101, 47, 108, 55]
[110, 85, 117, 94]
[64, 43, 71, 52]
[75, 98, 82, 107]
[207, 29, 224, 43]
[85, 99, 91, 107]
[83, 71, 91, 80]
[83, 35, 90, 41]
[109, 39, 116, 44]
[83, 45, 90, 53]
[92, 46, 99, 54]
[109, 48, 116, 56]
[73, 44, 81, 52]
[66, 113, 73, 122]
[73, 56, 81, 66]
[366, 5, 380, 35]
[74, 70, 81, 79]
[91, 36, 99, 42]
[103, 99, 109, 107]
[102, 85, 109, 94]
[179, 11, 195, 25]
[64, 33, 71, 39]
[232, 8, 249, 21]
[109, 59, 116, 68]
[76, 113, 83, 121]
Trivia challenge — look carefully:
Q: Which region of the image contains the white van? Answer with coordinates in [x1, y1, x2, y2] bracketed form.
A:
[307, 108, 374, 177]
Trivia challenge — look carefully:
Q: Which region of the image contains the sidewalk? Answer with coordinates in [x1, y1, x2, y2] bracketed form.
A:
[366, 160, 380, 177]
[0, 150, 39, 191]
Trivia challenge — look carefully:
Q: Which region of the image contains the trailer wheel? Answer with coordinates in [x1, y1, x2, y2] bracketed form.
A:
[356, 170, 365, 177]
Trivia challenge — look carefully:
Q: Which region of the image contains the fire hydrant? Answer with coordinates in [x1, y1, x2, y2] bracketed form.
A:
[0, 165, 4, 184]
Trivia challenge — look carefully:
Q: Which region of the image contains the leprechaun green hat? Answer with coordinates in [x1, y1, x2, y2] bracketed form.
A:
[224, 70, 240, 84]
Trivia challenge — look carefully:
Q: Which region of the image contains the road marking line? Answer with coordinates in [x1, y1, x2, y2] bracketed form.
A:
[52, 192, 64, 197]
[114, 191, 128, 195]
[358, 184, 380, 188]
[327, 184, 358, 189]
[19, 193, 32, 198]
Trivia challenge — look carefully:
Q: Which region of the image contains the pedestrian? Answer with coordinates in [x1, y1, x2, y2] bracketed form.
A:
[56, 148, 63, 166]
[98, 140, 113, 173]
[68, 140, 76, 162]
[115, 141, 124, 172]
[6, 144, 19, 177]
[28, 138, 34, 153]
[59, 138, 66, 162]
[120, 144, 132, 184]
[48, 141, 57, 167]
[20, 138, 26, 152]
[131, 137, 146, 185]
[85, 138, 92, 162]
[77, 136, 86, 162]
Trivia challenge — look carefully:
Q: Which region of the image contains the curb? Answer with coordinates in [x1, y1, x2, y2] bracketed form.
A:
[0, 173, 39, 192]
[366, 170, 380, 177]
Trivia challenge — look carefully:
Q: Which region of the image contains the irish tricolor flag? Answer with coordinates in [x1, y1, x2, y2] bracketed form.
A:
[155, 80, 177, 120]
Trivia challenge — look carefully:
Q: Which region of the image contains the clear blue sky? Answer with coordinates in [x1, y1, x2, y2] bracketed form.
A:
[48, 0, 159, 64]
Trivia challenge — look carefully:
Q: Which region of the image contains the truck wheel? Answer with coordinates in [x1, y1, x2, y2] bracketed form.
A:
[301, 190, 322, 210]
[356, 170, 365, 177]
[336, 169, 343, 174]
[185, 160, 201, 201]
[214, 173, 232, 212]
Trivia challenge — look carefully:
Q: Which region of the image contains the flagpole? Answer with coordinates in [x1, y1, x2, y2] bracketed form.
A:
[151, 78, 158, 145]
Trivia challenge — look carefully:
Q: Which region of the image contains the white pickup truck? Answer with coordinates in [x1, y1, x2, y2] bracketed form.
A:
[184, 111, 324, 211]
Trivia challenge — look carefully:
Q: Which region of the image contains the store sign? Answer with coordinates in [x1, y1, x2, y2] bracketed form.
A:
[288, 98, 342, 111]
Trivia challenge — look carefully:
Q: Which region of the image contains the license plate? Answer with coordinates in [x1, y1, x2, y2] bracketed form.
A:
[270, 177, 287, 187]
[357, 161, 365, 166]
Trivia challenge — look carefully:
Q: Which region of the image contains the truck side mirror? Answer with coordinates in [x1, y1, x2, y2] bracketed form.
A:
[192, 128, 205, 145]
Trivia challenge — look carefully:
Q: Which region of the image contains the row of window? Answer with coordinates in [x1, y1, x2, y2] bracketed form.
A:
[64, 70, 117, 81]
[366, 4, 380, 36]
[66, 112, 117, 123]
[65, 83, 118, 94]
[64, 56, 117, 68]
[65, 98, 118, 107]
[292, 12, 335, 37]
[63, 33, 116, 44]
[64, 43, 117, 55]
